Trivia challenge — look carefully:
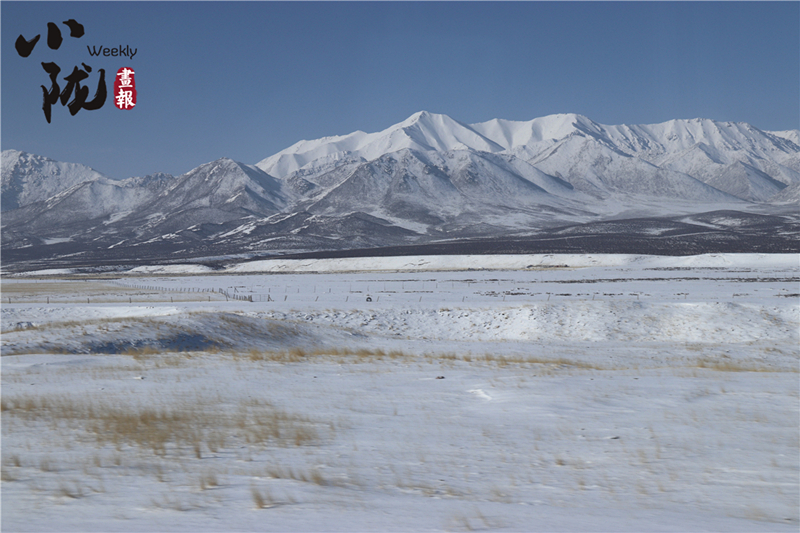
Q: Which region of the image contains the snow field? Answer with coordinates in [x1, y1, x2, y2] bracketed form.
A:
[1, 254, 798, 531]
[2, 350, 797, 531]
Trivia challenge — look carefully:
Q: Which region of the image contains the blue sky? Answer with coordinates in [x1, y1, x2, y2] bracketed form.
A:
[2, 1, 798, 179]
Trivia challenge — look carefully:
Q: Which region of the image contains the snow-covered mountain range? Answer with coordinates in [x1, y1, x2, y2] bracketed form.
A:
[257, 111, 798, 203]
[2, 111, 799, 268]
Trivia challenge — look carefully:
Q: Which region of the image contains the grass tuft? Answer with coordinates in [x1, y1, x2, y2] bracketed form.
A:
[3, 394, 329, 458]
[695, 359, 791, 373]
[199, 470, 220, 490]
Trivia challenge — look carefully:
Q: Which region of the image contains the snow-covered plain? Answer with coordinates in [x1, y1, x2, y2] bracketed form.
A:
[2, 254, 798, 532]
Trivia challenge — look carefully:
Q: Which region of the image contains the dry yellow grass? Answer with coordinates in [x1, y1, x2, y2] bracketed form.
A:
[240, 346, 601, 371]
[472, 353, 604, 370]
[123, 345, 162, 359]
[199, 469, 221, 491]
[694, 358, 792, 373]
[2, 394, 330, 457]
[244, 346, 400, 363]
[250, 484, 272, 509]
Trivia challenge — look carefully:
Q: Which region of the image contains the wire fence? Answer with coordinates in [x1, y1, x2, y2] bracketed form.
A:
[4, 277, 793, 305]
[109, 281, 252, 301]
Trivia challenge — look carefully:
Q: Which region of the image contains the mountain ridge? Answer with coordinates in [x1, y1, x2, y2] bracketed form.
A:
[257, 112, 799, 180]
[2, 111, 799, 268]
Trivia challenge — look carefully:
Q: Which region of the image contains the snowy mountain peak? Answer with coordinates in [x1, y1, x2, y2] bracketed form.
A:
[393, 110, 506, 154]
[256, 111, 510, 178]
[1, 149, 109, 211]
[399, 110, 434, 125]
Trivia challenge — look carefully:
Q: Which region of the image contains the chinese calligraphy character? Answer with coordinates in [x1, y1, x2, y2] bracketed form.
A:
[15, 19, 84, 57]
[113, 67, 136, 110]
[16, 19, 107, 122]
[118, 68, 134, 87]
[40, 62, 107, 123]
[116, 89, 134, 109]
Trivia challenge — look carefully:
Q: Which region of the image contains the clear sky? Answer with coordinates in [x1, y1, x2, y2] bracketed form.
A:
[2, 1, 798, 179]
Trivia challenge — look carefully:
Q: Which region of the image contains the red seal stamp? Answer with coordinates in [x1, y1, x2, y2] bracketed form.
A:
[114, 67, 136, 109]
